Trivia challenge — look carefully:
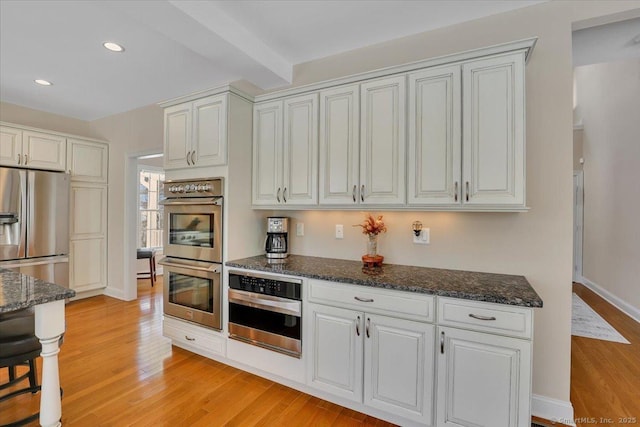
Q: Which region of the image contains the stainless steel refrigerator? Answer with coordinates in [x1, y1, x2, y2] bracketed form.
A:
[0, 167, 70, 287]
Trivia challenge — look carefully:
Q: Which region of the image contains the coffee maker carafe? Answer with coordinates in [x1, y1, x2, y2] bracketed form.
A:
[265, 217, 289, 259]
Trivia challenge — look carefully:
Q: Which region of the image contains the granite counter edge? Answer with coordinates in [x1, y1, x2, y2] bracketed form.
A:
[225, 261, 543, 308]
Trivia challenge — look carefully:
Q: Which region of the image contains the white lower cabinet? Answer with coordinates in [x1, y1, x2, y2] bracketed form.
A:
[69, 238, 106, 292]
[436, 326, 531, 427]
[163, 316, 226, 359]
[69, 182, 107, 292]
[308, 302, 435, 426]
[308, 304, 363, 402]
[365, 314, 435, 425]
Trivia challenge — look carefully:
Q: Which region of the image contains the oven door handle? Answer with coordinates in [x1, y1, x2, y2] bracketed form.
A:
[160, 197, 222, 206]
[229, 289, 301, 317]
[158, 257, 221, 273]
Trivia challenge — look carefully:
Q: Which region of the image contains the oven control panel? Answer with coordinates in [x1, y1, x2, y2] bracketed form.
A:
[229, 273, 301, 300]
[164, 178, 223, 198]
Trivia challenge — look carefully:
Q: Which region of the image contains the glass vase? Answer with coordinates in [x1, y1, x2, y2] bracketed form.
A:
[366, 234, 378, 256]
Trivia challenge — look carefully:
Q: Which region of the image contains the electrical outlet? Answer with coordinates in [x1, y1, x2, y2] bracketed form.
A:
[335, 224, 344, 239]
[413, 228, 430, 245]
[296, 223, 304, 236]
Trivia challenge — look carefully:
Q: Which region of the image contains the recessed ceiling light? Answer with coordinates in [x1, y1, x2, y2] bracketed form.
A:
[103, 42, 125, 52]
[34, 79, 52, 86]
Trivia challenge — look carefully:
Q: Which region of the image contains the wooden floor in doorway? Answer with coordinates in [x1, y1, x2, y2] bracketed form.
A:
[571, 283, 640, 427]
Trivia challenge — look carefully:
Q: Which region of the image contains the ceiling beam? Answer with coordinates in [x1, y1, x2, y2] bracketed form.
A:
[168, 0, 292, 86]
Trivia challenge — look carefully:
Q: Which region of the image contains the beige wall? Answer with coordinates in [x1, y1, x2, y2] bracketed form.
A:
[90, 104, 164, 299]
[576, 58, 640, 311]
[1, 101, 99, 139]
[268, 1, 640, 407]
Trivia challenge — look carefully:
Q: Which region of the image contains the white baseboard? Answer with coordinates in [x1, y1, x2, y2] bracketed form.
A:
[532, 394, 576, 426]
[103, 286, 127, 301]
[580, 277, 640, 323]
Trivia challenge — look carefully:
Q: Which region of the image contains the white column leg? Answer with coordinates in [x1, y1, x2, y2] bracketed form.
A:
[34, 299, 65, 427]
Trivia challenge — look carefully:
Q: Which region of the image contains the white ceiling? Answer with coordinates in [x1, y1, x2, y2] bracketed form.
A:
[0, 0, 547, 121]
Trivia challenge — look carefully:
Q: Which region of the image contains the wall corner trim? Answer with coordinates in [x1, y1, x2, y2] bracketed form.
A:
[580, 277, 640, 323]
[103, 286, 130, 302]
[532, 394, 576, 426]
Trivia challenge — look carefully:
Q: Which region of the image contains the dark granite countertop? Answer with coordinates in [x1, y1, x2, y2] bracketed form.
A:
[226, 255, 543, 308]
[0, 267, 76, 313]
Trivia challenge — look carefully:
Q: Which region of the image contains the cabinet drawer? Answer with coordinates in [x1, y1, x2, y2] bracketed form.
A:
[308, 279, 434, 322]
[437, 297, 532, 339]
[163, 317, 226, 357]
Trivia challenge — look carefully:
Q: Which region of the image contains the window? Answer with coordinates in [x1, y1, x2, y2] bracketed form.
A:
[139, 168, 165, 249]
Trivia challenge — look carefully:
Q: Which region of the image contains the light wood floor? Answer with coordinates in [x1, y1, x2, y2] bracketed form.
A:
[1, 277, 395, 426]
[571, 283, 640, 427]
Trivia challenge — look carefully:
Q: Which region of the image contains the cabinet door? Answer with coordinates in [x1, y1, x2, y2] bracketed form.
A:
[360, 76, 406, 205]
[0, 126, 23, 167]
[437, 326, 531, 427]
[308, 303, 363, 402]
[192, 94, 228, 167]
[408, 66, 461, 206]
[164, 103, 192, 170]
[462, 53, 525, 206]
[364, 314, 435, 426]
[67, 139, 108, 182]
[319, 84, 360, 205]
[69, 184, 107, 238]
[252, 101, 284, 205]
[22, 130, 66, 171]
[69, 237, 106, 292]
[283, 93, 318, 205]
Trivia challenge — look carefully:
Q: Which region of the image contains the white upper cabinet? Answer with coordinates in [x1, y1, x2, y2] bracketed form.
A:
[408, 52, 526, 209]
[319, 84, 360, 205]
[67, 139, 108, 183]
[360, 76, 406, 205]
[164, 104, 191, 170]
[408, 65, 462, 206]
[252, 94, 318, 206]
[192, 95, 228, 167]
[1, 127, 66, 171]
[164, 94, 228, 170]
[23, 131, 67, 171]
[252, 39, 533, 211]
[252, 100, 283, 205]
[462, 52, 525, 207]
[283, 93, 318, 205]
[0, 126, 23, 167]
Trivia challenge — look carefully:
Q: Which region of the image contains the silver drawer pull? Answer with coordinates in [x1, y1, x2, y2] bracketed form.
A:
[354, 296, 374, 303]
[185, 335, 196, 341]
[469, 313, 497, 321]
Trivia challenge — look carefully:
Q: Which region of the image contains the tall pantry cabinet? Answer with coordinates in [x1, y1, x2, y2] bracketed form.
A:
[67, 139, 109, 293]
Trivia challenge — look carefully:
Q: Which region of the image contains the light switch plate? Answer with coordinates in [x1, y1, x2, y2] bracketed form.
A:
[296, 223, 304, 236]
[335, 224, 344, 239]
[413, 228, 430, 245]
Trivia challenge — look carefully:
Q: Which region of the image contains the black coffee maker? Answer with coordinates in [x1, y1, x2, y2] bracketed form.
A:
[265, 217, 289, 259]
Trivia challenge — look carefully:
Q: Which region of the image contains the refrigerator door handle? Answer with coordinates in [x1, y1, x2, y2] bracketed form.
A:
[18, 170, 27, 259]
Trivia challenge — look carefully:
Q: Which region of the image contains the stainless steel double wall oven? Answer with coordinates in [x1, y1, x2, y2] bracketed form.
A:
[160, 178, 223, 330]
